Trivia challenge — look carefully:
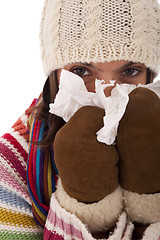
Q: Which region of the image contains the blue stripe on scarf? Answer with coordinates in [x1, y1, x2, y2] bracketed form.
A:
[27, 117, 48, 217]
[36, 121, 45, 203]
[50, 146, 58, 192]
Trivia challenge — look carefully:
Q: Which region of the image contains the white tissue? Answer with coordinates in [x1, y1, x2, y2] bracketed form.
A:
[49, 69, 160, 145]
[49, 70, 96, 122]
[139, 80, 160, 97]
[96, 84, 136, 144]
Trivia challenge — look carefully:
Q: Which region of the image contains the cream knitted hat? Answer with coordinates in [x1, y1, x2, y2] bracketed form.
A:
[40, 0, 160, 76]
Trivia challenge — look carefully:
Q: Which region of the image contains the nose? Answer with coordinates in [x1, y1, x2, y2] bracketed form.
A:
[101, 77, 116, 97]
[104, 85, 115, 97]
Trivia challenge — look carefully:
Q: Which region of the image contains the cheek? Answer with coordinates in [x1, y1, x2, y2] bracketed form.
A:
[136, 71, 147, 85]
[57, 69, 62, 84]
[116, 71, 147, 85]
[84, 80, 96, 92]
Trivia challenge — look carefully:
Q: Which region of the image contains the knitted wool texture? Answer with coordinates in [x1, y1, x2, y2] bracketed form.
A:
[44, 194, 160, 239]
[40, 0, 160, 76]
[0, 100, 43, 239]
[27, 99, 58, 227]
[2, 102, 160, 239]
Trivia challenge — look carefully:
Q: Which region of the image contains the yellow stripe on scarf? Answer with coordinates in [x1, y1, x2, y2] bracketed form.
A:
[0, 207, 40, 228]
[48, 154, 52, 198]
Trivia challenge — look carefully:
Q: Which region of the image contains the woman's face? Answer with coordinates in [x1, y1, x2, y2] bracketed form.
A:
[57, 60, 147, 96]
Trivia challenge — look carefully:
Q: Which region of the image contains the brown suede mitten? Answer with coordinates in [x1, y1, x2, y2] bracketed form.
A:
[117, 87, 160, 224]
[53, 106, 123, 232]
[54, 106, 119, 203]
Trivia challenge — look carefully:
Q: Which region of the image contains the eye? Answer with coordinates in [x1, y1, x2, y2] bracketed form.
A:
[122, 68, 141, 77]
[71, 67, 90, 76]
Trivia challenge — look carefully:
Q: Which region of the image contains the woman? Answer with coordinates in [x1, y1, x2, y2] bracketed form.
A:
[0, 0, 160, 239]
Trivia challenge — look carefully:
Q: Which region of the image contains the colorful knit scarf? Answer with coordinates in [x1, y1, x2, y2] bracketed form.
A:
[27, 100, 58, 227]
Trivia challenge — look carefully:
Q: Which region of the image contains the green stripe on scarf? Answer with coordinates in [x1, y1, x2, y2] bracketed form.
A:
[0, 231, 43, 240]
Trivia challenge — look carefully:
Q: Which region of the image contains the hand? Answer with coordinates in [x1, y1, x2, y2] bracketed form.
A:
[117, 87, 160, 224]
[54, 106, 119, 203]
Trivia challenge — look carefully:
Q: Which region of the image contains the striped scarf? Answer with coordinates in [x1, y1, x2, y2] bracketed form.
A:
[27, 100, 58, 227]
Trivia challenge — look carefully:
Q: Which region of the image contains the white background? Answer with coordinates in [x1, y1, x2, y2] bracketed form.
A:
[0, 0, 160, 135]
[0, 0, 44, 135]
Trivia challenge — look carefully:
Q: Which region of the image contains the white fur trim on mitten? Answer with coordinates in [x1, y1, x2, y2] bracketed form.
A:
[55, 178, 123, 233]
[124, 190, 160, 224]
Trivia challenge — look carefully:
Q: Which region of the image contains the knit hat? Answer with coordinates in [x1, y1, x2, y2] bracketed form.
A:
[40, 0, 160, 76]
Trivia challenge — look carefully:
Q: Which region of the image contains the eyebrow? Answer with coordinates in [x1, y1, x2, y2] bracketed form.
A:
[78, 61, 142, 72]
[117, 61, 137, 70]
[78, 62, 103, 72]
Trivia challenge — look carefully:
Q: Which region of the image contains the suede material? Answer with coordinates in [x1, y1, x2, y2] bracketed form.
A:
[54, 106, 119, 203]
[117, 87, 160, 194]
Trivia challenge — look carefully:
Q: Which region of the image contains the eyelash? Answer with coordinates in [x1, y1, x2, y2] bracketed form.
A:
[71, 66, 142, 78]
[121, 68, 142, 77]
[71, 67, 90, 76]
